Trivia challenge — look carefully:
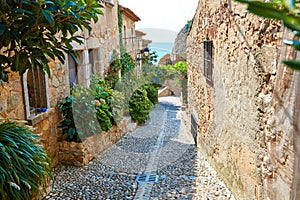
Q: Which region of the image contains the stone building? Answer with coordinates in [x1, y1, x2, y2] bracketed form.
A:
[0, 0, 144, 167]
[121, 5, 141, 58]
[187, 0, 300, 199]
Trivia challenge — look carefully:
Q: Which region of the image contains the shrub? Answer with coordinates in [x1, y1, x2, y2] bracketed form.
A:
[0, 122, 50, 200]
[58, 75, 127, 142]
[58, 85, 103, 142]
[111, 90, 126, 125]
[142, 84, 158, 105]
[129, 88, 153, 123]
[91, 77, 113, 131]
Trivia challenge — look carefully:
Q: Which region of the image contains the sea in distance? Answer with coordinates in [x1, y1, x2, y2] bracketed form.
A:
[148, 42, 174, 64]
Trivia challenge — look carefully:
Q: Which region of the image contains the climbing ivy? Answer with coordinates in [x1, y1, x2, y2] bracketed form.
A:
[117, 4, 125, 54]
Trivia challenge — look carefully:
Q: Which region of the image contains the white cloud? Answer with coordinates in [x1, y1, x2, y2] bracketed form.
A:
[118, 0, 198, 32]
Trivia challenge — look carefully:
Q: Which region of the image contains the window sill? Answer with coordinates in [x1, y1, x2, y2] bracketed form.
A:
[27, 108, 54, 126]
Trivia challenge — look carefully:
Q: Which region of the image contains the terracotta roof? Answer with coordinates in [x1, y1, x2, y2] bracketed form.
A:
[120, 5, 141, 22]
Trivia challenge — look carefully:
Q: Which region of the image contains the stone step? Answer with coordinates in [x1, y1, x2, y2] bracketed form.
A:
[127, 123, 137, 132]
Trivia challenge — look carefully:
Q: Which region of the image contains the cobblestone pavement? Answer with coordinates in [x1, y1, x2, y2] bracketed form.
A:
[44, 97, 236, 200]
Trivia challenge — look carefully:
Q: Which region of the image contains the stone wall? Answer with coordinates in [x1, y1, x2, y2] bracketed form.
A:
[58, 119, 131, 166]
[0, 72, 25, 119]
[0, 0, 125, 168]
[0, 59, 67, 167]
[187, 0, 300, 199]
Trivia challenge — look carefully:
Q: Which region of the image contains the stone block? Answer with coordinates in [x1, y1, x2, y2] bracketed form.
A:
[127, 123, 137, 132]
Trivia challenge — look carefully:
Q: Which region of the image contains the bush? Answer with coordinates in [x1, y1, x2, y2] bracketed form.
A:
[0, 122, 50, 200]
[58, 85, 101, 142]
[91, 77, 113, 131]
[111, 90, 126, 125]
[142, 84, 158, 105]
[129, 88, 153, 123]
[58, 75, 127, 142]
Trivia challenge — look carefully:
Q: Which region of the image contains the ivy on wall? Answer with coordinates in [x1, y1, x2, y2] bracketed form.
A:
[117, 4, 125, 54]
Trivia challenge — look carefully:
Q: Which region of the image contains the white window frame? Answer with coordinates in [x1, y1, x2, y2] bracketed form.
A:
[22, 69, 50, 120]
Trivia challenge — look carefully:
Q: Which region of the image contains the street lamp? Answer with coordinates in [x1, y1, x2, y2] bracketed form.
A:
[143, 47, 150, 57]
[136, 47, 150, 76]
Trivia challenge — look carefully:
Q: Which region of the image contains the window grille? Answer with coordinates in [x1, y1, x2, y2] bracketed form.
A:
[26, 68, 47, 116]
[204, 39, 213, 84]
[191, 114, 198, 145]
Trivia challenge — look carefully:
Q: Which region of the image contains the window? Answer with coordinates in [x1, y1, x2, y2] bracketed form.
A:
[89, 49, 94, 73]
[123, 25, 127, 45]
[22, 68, 50, 119]
[204, 39, 213, 83]
[191, 114, 198, 145]
[68, 54, 78, 87]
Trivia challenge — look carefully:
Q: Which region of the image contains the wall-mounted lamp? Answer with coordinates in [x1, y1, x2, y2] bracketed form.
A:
[143, 47, 150, 57]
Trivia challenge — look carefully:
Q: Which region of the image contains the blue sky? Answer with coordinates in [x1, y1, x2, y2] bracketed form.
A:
[118, 0, 199, 33]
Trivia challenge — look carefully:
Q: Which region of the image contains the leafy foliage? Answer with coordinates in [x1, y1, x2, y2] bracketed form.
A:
[129, 88, 154, 124]
[142, 84, 158, 105]
[105, 52, 137, 88]
[111, 90, 126, 125]
[154, 61, 188, 84]
[91, 75, 113, 131]
[58, 75, 126, 142]
[121, 53, 136, 75]
[117, 4, 125, 54]
[142, 50, 158, 65]
[0, 0, 103, 83]
[0, 122, 50, 200]
[58, 86, 100, 142]
[236, 0, 300, 70]
[57, 95, 79, 142]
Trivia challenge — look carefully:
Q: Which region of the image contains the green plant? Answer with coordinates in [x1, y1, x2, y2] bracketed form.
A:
[236, 0, 300, 70]
[141, 50, 158, 65]
[121, 53, 136, 75]
[0, 0, 103, 83]
[0, 122, 50, 200]
[118, 4, 125, 54]
[105, 52, 137, 88]
[129, 88, 153, 123]
[105, 51, 122, 88]
[91, 79, 113, 131]
[142, 84, 158, 105]
[91, 74, 126, 126]
[111, 90, 126, 125]
[58, 85, 101, 142]
[57, 95, 79, 142]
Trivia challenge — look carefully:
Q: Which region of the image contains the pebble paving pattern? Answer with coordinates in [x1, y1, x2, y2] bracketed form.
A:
[44, 97, 236, 200]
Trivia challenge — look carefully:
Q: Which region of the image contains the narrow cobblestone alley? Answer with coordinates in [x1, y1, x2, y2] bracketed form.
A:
[44, 97, 235, 200]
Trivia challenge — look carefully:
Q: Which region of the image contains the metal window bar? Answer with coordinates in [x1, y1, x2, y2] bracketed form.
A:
[191, 114, 198, 145]
[228, 0, 232, 12]
[28, 67, 47, 116]
[204, 40, 213, 82]
[37, 67, 43, 113]
[31, 67, 38, 116]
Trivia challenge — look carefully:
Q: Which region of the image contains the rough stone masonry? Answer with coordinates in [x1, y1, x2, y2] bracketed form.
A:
[187, 0, 300, 199]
